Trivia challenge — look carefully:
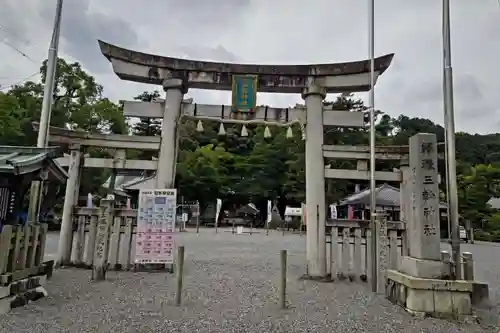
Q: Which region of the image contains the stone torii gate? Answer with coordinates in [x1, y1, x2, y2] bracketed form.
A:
[37, 40, 489, 319]
[97, 40, 394, 278]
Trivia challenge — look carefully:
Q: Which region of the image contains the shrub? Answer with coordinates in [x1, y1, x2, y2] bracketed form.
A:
[473, 230, 500, 242]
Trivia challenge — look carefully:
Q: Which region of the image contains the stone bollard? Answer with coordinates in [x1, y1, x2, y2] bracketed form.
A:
[462, 252, 474, 281]
[279, 250, 287, 309]
[440, 250, 452, 279]
[92, 198, 114, 281]
[175, 246, 185, 306]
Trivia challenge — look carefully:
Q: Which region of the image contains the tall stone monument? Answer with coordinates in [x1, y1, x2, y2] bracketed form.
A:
[401, 133, 445, 278]
[386, 133, 486, 319]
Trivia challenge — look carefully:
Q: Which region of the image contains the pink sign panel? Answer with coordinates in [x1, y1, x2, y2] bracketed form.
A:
[134, 189, 177, 264]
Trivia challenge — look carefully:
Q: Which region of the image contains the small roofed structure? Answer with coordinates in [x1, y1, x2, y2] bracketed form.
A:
[101, 173, 155, 205]
[336, 184, 447, 221]
[0, 146, 67, 226]
[339, 183, 400, 207]
[487, 197, 500, 210]
[235, 203, 260, 216]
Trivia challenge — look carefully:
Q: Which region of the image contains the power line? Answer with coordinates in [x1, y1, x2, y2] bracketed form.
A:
[0, 72, 40, 91]
[0, 22, 43, 67]
[0, 23, 31, 46]
[0, 22, 89, 93]
[0, 23, 45, 91]
[0, 38, 38, 63]
[0, 75, 32, 79]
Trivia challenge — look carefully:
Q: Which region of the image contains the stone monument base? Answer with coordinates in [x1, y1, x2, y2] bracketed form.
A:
[0, 274, 49, 314]
[401, 256, 450, 279]
[386, 270, 476, 320]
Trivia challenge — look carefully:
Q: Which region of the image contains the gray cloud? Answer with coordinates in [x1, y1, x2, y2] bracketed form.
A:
[37, 0, 139, 73]
[1, 0, 500, 134]
[159, 0, 251, 26]
[405, 73, 494, 120]
[178, 45, 241, 62]
[0, 1, 32, 48]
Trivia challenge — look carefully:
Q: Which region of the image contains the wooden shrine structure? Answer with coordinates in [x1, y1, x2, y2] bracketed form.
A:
[0, 146, 66, 314]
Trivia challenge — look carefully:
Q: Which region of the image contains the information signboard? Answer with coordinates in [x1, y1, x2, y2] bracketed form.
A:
[135, 189, 177, 264]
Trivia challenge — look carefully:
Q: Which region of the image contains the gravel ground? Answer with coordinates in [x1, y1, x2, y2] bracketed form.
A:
[0, 229, 498, 332]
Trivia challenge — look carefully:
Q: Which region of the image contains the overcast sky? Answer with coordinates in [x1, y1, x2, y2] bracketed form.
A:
[1, 0, 499, 134]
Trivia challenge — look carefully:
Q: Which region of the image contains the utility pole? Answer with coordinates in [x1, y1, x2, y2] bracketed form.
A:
[28, 0, 64, 223]
[368, 0, 377, 292]
[442, 0, 462, 279]
[442, 7, 452, 243]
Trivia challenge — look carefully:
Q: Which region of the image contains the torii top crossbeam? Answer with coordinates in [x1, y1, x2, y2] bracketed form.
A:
[98, 40, 394, 93]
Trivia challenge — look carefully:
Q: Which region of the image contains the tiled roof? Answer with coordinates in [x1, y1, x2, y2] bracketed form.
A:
[236, 203, 260, 215]
[339, 183, 448, 209]
[487, 197, 500, 209]
[0, 146, 67, 181]
[102, 175, 140, 189]
[339, 184, 400, 207]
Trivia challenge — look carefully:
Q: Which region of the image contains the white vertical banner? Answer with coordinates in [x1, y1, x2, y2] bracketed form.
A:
[215, 198, 222, 226]
[135, 189, 177, 264]
[266, 200, 272, 226]
[86, 193, 93, 208]
[330, 204, 337, 219]
[301, 203, 307, 226]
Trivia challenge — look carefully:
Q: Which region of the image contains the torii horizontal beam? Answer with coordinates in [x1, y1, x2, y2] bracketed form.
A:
[55, 156, 157, 170]
[98, 40, 394, 93]
[323, 144, 445, 160]
[324, 168, 401, 181]
[32, 123, 160, 150]
[123, 101, 365, 128]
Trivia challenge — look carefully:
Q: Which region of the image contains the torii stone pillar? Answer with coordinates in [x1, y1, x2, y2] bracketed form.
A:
[156, 78, 186, 189]
[56, 144, 82, 266]
[303, 83, 327, 278]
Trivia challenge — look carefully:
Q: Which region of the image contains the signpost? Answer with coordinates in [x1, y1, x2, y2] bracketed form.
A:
[135, 189, 177, 264]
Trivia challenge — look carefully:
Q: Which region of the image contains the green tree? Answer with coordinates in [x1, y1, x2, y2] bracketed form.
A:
[176, 143, 233, 210]
[39, 58, 103, 130]
[458, 164, 500, 228]
[132, 91, 162, 136]
[0, 92, 27, 145]
[1, 58, 126, 209]
[131, 91, 162, 161]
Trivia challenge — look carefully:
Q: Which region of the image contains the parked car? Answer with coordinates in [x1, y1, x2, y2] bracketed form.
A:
[459, 226, 468, 243]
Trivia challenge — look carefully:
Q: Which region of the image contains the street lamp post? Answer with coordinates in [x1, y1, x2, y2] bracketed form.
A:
[27, 0, 64, 223]
[442, 0, 462, 279]
[368, 0, 378, 292]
